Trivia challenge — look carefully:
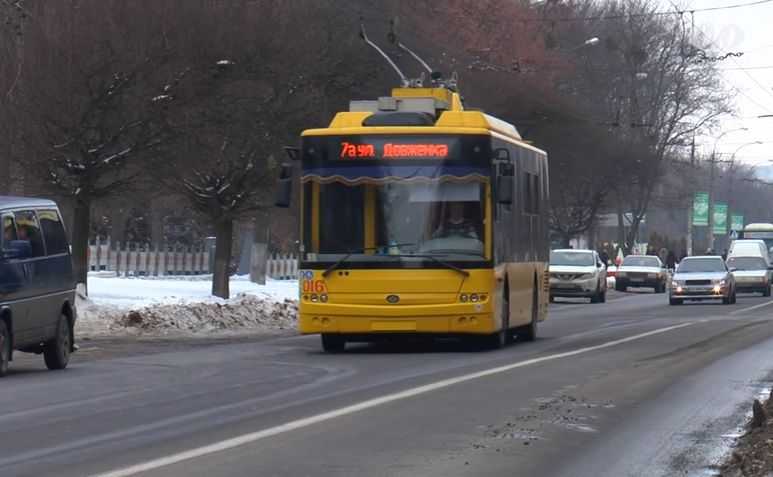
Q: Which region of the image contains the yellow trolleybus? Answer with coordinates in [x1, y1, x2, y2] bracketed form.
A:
[277, 85, 549, 352]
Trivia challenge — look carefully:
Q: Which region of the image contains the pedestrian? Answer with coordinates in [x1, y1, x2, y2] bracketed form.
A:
[721, 249, 728, 261]
[599, 249, 610, 266]
[666, 250, 677, 270]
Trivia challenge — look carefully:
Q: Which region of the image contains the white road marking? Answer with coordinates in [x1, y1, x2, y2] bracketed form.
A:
[730, 300, 773, 315]
[93, 322, 696, 477]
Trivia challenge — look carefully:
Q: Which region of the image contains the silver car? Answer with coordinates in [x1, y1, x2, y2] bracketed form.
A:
[669, 256, 736, 305]
[615, 255, 668, 293]
[727, 256, 772, 297]
[549, 249, 607, 303]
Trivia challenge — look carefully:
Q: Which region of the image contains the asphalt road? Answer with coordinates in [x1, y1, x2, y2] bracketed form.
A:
[3, 290, 773, 477]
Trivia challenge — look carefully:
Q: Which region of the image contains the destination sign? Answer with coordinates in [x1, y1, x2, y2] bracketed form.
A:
[339, 141, 449, 159]
[301, 134, 490, 166]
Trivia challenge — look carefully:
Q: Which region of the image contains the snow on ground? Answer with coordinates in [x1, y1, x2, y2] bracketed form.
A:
[76, 274, 299, 338]
[88, 274, 298, 308]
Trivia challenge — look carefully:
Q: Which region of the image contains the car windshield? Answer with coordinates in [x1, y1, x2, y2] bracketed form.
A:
[550, 251, 595, 267]
[677, 258, 725, 273]
[727, 257, 768, 271]
[622, 256, 660, 268]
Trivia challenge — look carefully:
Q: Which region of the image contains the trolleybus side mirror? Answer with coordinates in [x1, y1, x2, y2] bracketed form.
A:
[284, 146, 301, 161]
[497, 161, 514, 205]
[275, 163, 294, 208]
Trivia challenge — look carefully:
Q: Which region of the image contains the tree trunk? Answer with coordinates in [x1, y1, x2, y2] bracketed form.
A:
[71, 198, 92, 294]
[615, 194, 628, 254]
[250, 243, 268, 285]
[250, 212, 270, 285]
[559, 231, 572, 248]
[212, 218, 233, 299]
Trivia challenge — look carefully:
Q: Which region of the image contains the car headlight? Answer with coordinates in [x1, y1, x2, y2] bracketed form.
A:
[671, 280, 681, 288]
[647, 273, 657, 279]
[713, 279, 727, 286]
[579, 273, 595, 279]
[617, 271, 627, 277]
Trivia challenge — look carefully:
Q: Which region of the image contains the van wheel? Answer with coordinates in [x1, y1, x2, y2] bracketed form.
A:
[0, 321, 10, 377]
[764, 287, 771, 298]
[321, 334, 345, 353]
[43, 315, 71, 370]
[516, 284, 538, 342]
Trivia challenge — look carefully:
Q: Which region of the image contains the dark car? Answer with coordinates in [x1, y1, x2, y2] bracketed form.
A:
[0, 197, 76, 377]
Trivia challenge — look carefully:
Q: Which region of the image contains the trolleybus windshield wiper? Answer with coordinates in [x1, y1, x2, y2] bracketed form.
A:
[375, 253, 470, 278]
[321, 243, 417, 278]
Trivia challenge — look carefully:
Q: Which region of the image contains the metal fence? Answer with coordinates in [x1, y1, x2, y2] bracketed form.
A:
[88, 238, 298, 279]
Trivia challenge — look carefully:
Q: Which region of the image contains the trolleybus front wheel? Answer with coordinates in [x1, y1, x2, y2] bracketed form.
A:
[321, 334, 345, 353]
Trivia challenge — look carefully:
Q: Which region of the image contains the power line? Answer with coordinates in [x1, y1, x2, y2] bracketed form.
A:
[519, 0, 773, 23]
[685, 13, 773, 114]
[721, 65, 773, 71]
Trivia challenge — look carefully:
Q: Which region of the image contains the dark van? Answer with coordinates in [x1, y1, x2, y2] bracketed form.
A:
[0, 197, 76, 377]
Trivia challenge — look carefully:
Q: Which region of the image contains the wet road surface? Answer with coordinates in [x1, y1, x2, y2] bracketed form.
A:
[3, 290, 773, 477]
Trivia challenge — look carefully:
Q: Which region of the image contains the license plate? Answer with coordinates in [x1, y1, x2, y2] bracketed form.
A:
[686, 287, 710, 292]
[630, 278, 644, 283]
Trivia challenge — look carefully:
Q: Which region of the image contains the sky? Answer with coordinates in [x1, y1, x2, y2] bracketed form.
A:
[663, 0, 773, 169]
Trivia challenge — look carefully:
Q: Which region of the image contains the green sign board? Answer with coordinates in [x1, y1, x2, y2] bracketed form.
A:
[713, 203, 728, 234]
[692, 192, 709, 226]
[731, 214, 744, 232]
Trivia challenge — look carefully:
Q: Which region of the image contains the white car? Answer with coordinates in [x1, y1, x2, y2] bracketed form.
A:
[549, 249, 607, 303]
[728, 239, 770, 266]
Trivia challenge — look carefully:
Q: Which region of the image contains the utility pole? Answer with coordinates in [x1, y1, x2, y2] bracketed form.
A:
[706, 128, 750, 252]
[686, 135, 695, 256]
[708, 140, 762, 252]
[707, 153, 716, 252]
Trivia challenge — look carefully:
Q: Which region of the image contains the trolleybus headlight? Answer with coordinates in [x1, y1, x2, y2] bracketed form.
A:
[319, 294, 329, 303]
[459, 294, 469, 302]
[310, 294, 319, 302]
[470, 293, 479, 302]
[479, 294, 488, 302]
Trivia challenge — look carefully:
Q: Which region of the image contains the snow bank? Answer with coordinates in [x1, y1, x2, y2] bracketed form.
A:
[76, 275, 299, 337]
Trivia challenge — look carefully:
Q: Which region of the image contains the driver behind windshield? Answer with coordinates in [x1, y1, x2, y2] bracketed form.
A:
[432, 202, 479, 240]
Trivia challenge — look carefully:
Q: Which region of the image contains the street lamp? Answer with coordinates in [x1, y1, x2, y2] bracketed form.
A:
[706, 127, 749, 249]
[712, 127, 749, 153]
[729, 140, 764, 162]
[708, 140, 763, 250]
